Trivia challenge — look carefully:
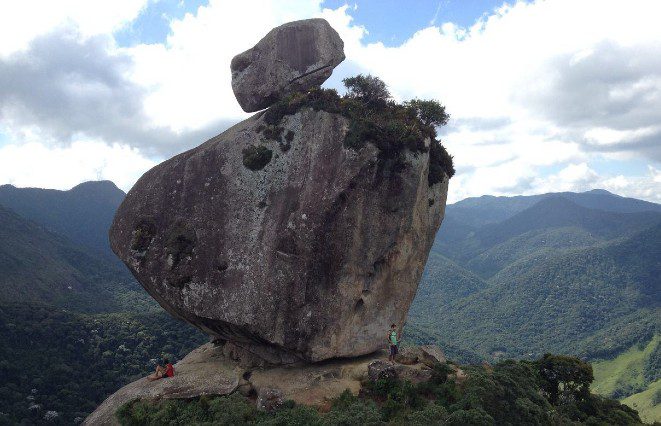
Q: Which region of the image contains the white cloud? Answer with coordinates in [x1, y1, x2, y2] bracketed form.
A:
[0, 140, 156, 191]
[0, 0, 148, 57]
[0, 0, 660, 204]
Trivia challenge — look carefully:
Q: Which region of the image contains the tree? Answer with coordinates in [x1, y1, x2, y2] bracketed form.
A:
[538, 354, 593, 405]
[342, 74, 391, 106]
[405, 99, 450, 128]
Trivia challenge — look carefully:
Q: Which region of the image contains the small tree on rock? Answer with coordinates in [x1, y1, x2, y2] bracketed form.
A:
[342, 74, 391, 106]
[405, 99, 450, 129]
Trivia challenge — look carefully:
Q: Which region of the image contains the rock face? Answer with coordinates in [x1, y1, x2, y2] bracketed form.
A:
[231, 18, 345, 112]
[110, 106, 448, 364]
[84, 343, 241, 425]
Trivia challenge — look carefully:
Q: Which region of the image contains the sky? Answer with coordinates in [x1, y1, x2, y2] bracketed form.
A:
[0, 0, 660, 203]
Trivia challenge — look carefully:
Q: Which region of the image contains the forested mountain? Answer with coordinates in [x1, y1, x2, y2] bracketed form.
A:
[446, 189, 661, 228]
[0, 182, 207, 424]
[0, 203, 150, 313]
[0, 181, 125, 258]
[408, 189, 661, 406]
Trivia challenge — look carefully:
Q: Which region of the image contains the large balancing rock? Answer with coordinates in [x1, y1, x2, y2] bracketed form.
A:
[110, 108, 448, 364]
[231, 18, 345, 112]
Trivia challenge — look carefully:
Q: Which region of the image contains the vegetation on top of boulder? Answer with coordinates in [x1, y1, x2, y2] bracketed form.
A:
[343, 74, 392, 107]
[116, 355, 643, 426]
[261, 74, 454, 185]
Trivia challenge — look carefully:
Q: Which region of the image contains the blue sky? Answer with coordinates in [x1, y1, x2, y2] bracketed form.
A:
[0, 0, 659, 202]
[115, 0, 509, 47]
[115, 0, 208, 46]
[322, 0, 508, 45]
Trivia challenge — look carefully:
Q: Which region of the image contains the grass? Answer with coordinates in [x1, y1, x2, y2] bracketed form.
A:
[592, 335, 658, 399]
[622, 379, 661, 424]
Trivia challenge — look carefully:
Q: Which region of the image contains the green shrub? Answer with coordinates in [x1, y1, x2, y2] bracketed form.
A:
[208, 393, 259, 424]
[322, 398, 381, 426]
[262, 405, 321, 426]
[404, 99, 450, 128]
[446, 408, 494, 426]
[404, 403, 448, 425]
[243, 145, 273, 171]
[538, 354, 593, 405]
[342, 74, 391, 107]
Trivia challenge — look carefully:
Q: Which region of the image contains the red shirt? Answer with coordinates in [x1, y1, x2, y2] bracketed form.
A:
[165, 363, 174, 377]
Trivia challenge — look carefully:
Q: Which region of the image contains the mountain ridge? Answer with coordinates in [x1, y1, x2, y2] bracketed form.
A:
[0, 180, 125, 259]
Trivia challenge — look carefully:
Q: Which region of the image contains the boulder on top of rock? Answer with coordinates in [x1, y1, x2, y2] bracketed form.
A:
[111, 19, 451, 365]
[230, 18, 344, 112]
[110, 103, 448, 364]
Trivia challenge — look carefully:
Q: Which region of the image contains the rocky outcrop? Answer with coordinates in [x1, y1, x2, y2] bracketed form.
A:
[109, 17, 449, 366]
[84, 342, 448, 425]
[110, 105, 448, 363]
[231, 18, 345, 112]
[84, 343, 241, 425]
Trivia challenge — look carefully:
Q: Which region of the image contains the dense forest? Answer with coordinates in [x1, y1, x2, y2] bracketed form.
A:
[0, 305, 206, 424]
[0, 182, 208, 424]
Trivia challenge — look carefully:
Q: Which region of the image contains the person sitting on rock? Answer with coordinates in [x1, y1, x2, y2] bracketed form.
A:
[388, 324, 400, 363]
[147, 358, 174, 381]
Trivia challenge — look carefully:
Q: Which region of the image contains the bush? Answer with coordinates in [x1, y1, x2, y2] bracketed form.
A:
[263, 405, 321, 426]
[404, 403, 448, 425]
[538, 354, 593, 405]
[242, 145, 273, 171]
[323, 398, 381, 426]
[445, 408, 495, 426]
[405, 99, 449, 128]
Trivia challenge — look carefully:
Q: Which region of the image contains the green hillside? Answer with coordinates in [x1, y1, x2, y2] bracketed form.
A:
[622, 379, 661, 424]
[592, 335, 659, 398]
[0, 204, 152, 313]
[447, 189, 661, 228]
[0, 182, 209, 424]
[435, 196, 661, 265]
[0, 181, 125, 258]
[411, 223, 660, 361]
[410, 193, 661, 371]
[465, 226, 600, 278]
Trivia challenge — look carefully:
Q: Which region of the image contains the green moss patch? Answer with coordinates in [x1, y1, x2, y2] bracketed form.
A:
[165, 222, 196, 270]
[130, 219, 156, 252]
[242, 145, 273, 171]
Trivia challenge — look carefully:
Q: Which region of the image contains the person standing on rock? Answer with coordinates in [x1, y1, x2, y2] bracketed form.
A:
[388, 324, 400, 363]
